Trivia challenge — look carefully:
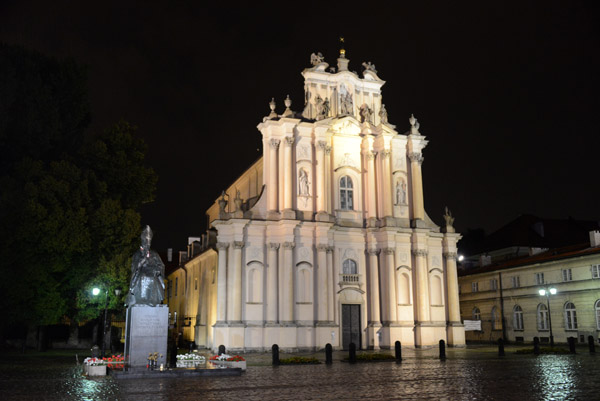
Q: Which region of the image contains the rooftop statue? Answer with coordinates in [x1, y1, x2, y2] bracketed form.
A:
[362, 61, 377, 74]
[310, 52, 324, 66]
[443, 207, 455, 233]
[126, 225, 165, 307]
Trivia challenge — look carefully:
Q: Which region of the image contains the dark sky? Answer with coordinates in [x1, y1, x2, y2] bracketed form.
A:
[1, 1, 599, 251]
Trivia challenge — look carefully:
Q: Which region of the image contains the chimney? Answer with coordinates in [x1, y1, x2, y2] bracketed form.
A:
[479, 254, 491, 267]
[167, 248, 173, 262]
[590, 230, 600, 247]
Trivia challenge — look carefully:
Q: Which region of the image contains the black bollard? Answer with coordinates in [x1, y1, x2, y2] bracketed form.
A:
[272, 344, 280, 366]
[588, 336, 596, 354]
[395, 341, 402, 363]
[533, 337, 540, 355]
[218, 344, 226, 356]
[169, 340, 177, 368]
[439, 339, 446, 360]
[498, 338, 505, 357]
[568, 337, 576, 354]
[349, 342, 356, 364]
[325, 343, 333, 365]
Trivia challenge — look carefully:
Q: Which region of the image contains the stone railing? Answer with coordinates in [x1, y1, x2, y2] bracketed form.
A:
[339, 274, 361, 286]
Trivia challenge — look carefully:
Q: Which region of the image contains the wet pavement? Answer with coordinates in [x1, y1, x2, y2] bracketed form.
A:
[1, 346, 598, 400]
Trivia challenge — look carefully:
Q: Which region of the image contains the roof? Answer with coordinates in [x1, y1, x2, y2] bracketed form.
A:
[459, 242, 600, 276]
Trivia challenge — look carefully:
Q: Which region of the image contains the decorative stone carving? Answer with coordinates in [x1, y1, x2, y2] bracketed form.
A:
[297, 145, 310, 160]
[409, 114, 421, 135]
[317, 244, 329, 252]
[412, 249, 428, 257]
[233, 241, 245, 249]
[443, 206, 455, 233]
[362, 61, 377, 73]
[367, 248, 380, 256]
[408, 152, 424, 165]
[298, 168, 310, 196]
[282, 95, 293, 117]
[269, 243, 280, 250]
[302, 89, 311, 118]
[383, 248, 395, 255]
[398, 252, 408, 263]
[233, 190, 243, 212]
[326, 246, 334, 254]
[367, 151, 376, 161]
[343, 248, 356, 260]
[443, 251, 458, 260]
[381, 150, 391, 159]
[283, 242, 296, 249]
[268, 98, 277, 119]
[317, 141, 328, 151]
[379, 104, 388, 124]
[359, 104, 373, 123]
[310, 52, 324, 66]
[270, 138, 280, 149]
[285, 136, 295, 146]
[218, 191, 228, 213]
[248, 247, 262, 261]
[216, 242, 229, 250]
[298, 247, 311, 261]
[337, 153, 358, 169]
[432, 256, 441, 268]
[324, 146, 332, 155]
[339, 84, 353, 115]
[395, 180, 407, 205]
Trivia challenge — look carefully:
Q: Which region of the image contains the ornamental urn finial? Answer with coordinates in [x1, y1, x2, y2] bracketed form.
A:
[282, 95, 293, 117]
[268, 98, 277, 119]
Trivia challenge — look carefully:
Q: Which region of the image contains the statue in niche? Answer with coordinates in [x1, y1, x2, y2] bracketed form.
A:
[379, 104, 388, 124]
[314, 94, 324, 120]
[359, 104, 373, 123]
[298, 168, 310, 196]
[339, 84, 353, 115]
[302, 90, 311, 118]
[396, 180, 407, 205]
[310, 52, 324, 66]
[126, 225, 165, 307]
[443, 206, 455, 231]
[322, 98, 330, 118]
[362, 61, 377, 73]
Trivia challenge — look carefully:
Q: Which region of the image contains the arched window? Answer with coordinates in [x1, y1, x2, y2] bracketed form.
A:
[342, 259, 358, 274]
[564, 302, 577, 330]
[595, 300, 600, 330]
[537, 304, 549, 330]
[397, 271, 411, 305]
[491, 306, 500, 330]
[339, 176, 354, 210]
[513, 305, 524, 330]
[430, 275, 442, 305]
[472, 307, 481, 320]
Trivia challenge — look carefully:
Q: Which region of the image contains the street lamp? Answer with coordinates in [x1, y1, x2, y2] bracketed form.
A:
[538, 287, 557, 347]
[93, 286, 122, 357]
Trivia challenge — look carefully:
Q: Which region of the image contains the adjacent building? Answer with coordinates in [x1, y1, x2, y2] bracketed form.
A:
[167, 48, 464, 352]
[458, 216, 600, 344]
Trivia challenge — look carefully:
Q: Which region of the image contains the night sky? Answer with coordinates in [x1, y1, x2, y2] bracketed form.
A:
[1, 2, 598, 251]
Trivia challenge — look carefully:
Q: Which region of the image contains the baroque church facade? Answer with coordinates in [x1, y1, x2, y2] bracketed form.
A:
[168, 48, 465, 351]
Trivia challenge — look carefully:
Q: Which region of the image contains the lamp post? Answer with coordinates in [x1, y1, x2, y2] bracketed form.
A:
[93, 287, 122, 357]
[538, 287, 557, 347]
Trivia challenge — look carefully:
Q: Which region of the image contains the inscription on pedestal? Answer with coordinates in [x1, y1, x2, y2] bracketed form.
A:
[125, 305, 168, 367]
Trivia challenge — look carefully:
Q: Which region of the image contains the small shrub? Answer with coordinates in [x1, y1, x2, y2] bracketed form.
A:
[279, 356, 320, 364]
[515, 347, 570, 354]
[344, 353, 395, 361]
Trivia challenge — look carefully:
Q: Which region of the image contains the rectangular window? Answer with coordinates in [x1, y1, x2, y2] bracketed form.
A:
[535, 272, 544, 285]
[175, 277, 178, 297]
[490, 279, 498, 290]
[471, 282, 479, 292]
[511, 276, 520, 288]
[592, 265, 600, 279]
[562, 268, 572, 282]
[195, 278, 198, 290]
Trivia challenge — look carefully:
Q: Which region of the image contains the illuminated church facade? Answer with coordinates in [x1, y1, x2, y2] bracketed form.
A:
[167, 47, 465, 351]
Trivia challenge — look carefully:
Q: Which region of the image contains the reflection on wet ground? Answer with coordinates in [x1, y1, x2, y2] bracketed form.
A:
[1, 347, 598, 400]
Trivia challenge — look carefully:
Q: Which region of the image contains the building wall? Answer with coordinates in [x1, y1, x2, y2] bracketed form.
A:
[459, 252, 600, 344]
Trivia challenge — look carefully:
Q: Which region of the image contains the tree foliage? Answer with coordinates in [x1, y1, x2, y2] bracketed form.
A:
[0, 44, 157, 335]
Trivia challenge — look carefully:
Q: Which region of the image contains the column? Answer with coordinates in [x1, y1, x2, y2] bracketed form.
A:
[384, 248, 397, 322]
[268, 139, 280, 211]
[282, 241, 295, 323]
[216, 242, 229, 323]
[283, 136, 294, 211]
[444, 252, 461, 323]
[326, 246, 334, 322]
[367, 151, 377, 220]
[413, 249, 430, 322]
[368, 249, 381, 323]
[317, 244, 328, 322]
[226, 243, 235, 321]
[325, 146, 332, 213]
[231, 241, 244, 322]
[408, 152, 425, 220]
[316, 141, 326, 212]
[267, 243, 280, 323]
[381, 150, 393, 217]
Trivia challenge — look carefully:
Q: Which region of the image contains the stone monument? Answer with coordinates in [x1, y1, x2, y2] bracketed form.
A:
[124, 225, 168, 367]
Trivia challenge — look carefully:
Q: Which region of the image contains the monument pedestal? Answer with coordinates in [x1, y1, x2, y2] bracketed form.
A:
[124, 305, 168, 367]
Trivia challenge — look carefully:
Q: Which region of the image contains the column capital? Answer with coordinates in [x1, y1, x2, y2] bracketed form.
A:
[216, 242, 229, 250]
[381, 150, 391, 159]
[366, 151, 376, 160]
[269, 242, 280, 250]
[317, 140, 328, 150]
[233, 241, 245, 249]
[270, 138, 281, 149]
[367, 248, 380, 256]
[408, 152, 424, 165]
[284, 136, 295, 146]
[283, 241, 296, 249]
[324, 145, 332, 155]
[411, 248, 428, 257]
[317, 244, 329, 252]
[382, 247, 395, 255]
[326, 246, 334, 254]
[443, 251, 457, 260]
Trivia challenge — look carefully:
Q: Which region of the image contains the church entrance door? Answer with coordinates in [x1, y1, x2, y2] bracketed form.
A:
[342, 304, 361, 350]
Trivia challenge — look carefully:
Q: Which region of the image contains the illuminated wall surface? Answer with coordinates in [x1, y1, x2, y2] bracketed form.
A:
[167, 51, 465, 351]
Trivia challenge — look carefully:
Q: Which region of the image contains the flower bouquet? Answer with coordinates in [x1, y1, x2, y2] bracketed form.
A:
[176, 353, 206, 367]
[208, 354, 246, 370]
[83, 357, 107, 376]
